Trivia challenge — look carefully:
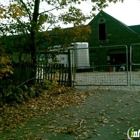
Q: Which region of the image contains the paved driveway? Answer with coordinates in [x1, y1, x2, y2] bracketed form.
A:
[42, 89, 140, 140]
[1, 89, 140, 140]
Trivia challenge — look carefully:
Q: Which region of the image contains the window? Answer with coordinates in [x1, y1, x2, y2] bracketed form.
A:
[99, 23, 106, 40]
[98, 18, 106, 40]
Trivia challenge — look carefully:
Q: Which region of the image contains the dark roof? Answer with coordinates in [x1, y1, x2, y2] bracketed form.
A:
[129, 25, 140, 35]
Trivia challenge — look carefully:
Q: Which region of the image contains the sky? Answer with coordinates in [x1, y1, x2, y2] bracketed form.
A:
[104, 0, 140, 26]
[62, 0, 140, 27]
[1, 0, 140, 27]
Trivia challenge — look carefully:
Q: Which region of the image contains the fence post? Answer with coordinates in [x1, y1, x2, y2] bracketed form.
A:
[68, 49, 73, 87]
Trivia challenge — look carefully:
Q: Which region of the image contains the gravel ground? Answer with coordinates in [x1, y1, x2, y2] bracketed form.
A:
[74, 71, 140, 87]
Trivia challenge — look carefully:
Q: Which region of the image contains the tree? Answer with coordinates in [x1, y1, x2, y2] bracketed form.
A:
[0, 0, 123, 83]
[0, 46, 13, 79]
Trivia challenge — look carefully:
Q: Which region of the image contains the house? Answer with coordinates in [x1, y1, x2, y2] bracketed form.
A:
[87, 10, 140, 71]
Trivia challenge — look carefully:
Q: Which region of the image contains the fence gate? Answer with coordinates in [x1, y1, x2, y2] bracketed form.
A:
[130, 43, 140, 86]
[70, 45, 129, 87]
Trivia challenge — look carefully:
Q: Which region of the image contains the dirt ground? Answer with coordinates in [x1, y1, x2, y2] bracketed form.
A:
[1, 89, 140, 140]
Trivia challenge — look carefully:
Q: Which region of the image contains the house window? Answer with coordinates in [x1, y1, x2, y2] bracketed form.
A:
[98, 18, 106, 40]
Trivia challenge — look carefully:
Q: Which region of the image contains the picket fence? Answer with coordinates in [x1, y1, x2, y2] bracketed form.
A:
[12, 63, 71, 86]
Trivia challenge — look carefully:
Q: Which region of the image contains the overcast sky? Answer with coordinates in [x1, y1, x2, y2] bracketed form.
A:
[63, 0, 140, 27]
[104, 0, 140, 26]
[1, 0, 140, 27]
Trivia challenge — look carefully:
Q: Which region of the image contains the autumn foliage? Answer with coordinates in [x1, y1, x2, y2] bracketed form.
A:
[0, 47, 13, 79]
[0, 87, 89, 132]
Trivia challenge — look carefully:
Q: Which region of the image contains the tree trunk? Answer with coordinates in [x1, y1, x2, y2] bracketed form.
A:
[30, 0, 40, 84]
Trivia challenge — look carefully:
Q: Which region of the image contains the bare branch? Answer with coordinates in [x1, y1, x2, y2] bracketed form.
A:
[39, 6, 61, 15]
[19, 0, 32, 21]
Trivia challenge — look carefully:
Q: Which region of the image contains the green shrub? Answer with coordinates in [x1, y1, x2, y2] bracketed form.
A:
[2, 86, 23, 103]
[29, 87, 36, 98]
[42, 72, 58, 90]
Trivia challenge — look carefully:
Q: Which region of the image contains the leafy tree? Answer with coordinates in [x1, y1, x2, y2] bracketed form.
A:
[0, 0, 123, 83]
[0, 46, 13, 79]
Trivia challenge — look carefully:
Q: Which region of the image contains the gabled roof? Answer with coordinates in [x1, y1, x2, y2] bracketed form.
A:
[129, 25, 140, 35]
[88, 10, 140, 40]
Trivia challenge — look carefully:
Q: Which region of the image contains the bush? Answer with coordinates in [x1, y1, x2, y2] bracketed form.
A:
[1, 82, 44, 103]
[0, 47, 13, 79]
[42, 72, 58, 90]
[2, 85, 23, 103]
